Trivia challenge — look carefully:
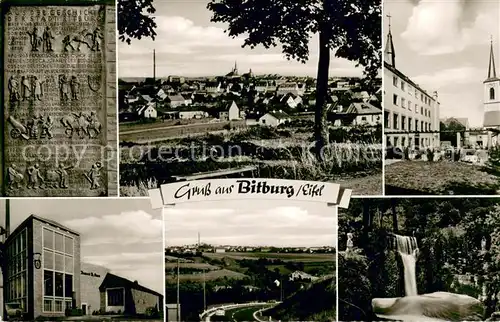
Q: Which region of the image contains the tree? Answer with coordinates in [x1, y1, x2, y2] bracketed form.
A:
[207, 0, 381, 158]
[118, 0, 157, 44]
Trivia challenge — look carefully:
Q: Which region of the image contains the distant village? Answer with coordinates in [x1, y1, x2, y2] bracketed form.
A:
[119, 62, 382, 127]
[165, 243, 334, 255]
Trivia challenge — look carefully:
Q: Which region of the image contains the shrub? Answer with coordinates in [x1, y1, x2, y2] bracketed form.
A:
[426, 148, 435, 162]
[65, 308, 84, 316]
[145, 306, 160, 318]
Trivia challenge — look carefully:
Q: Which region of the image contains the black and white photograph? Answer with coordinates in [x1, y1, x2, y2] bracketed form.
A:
[118, 0, 383, 197]
[383, 0, 500, 195]
[0, 198, 163, 321]
[164, 199, 337, 322]
[338, 197, 500, 321]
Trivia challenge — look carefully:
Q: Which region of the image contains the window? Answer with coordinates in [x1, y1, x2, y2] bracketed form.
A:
[401, 81, 405, 91]
[43, 227, 74, 313]
[415, 120, 419, 131]
[409, 118, 413, 131]
[420, 106, 423, 114]
[402, 116, 406, 130]
[361, 116, 367, 121]
[385, 111, 390, 128]
[408, 101, 412, 111]
[107, 289, 124, 306]
[393, 114, 399, 130]
[401, 98, 406, 108]
[491, 87, 495, 100]
[6, 229, 28, 313]
[393, 76, 398, 87]
[393, 94, 398, 105]
[421, 121, 424, 132]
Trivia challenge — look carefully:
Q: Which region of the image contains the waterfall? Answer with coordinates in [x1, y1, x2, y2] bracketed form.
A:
[395, 234, 418, 297]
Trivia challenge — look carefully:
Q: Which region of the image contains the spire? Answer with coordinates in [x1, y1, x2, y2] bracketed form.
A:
[233, 61, 238, 75]
[384, 14, 395, 67]
[487, 36, 497, 80]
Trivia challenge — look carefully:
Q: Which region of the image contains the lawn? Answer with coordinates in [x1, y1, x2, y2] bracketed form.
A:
[165, 268, 247, 282]
[203, 252, 335, 262]
[385, 161, 500, 195]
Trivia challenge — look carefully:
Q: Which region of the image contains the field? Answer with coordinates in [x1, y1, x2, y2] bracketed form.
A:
[385, 161, 500, 195]
[165, 268, 247, 282]
[203, 252, 334, 262]
[120, 123, 383, 196]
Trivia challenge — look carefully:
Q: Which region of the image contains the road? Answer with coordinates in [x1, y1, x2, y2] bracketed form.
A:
[225, 304, 272, 322]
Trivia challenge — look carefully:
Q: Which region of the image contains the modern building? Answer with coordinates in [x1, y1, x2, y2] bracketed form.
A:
[484, 39, 500, 128]
[2, 215, 163, 321]
[383, 20, 440, 149]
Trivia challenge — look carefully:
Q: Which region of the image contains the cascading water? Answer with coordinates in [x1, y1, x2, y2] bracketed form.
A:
[395, 234, 418, 297]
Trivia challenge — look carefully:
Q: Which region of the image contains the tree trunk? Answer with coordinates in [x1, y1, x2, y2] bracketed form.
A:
[314, 25, 331, 159]
[391, 200, 398, 233]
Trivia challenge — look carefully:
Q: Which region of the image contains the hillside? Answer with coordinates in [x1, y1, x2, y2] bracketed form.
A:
[263, 275, 336, 322]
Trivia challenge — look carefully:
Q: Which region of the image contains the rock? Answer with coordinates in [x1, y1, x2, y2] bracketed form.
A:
[372, 292, 485, 321]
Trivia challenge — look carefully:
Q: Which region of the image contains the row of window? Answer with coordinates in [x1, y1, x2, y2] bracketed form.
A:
[7, 229, 27, 258]
[385, 112, 433, 132]
[392, 94, 433, 117]
[7, 272, 27, 310]
[43, 299, 73, 313]
[393, 75, 434, 106]
[387, 135, 434, 148]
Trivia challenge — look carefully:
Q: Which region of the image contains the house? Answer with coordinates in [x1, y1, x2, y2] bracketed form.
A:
[156, 88, 168, 101]
[137, 102, 157, 118]
[280, 93, 303, 109]
[345, 102, 382, 126]
[289, 271, 319, 281]
[259, 111, 291, 127]
[219, 101, 240, 121]
[167, 95, 191, 108]
[214, 247, 226, 253]
[99, 273, 163, 315]
[276, 82, 305, 96]
[179, 110, 208, 119]
[352, 91, 371, 102]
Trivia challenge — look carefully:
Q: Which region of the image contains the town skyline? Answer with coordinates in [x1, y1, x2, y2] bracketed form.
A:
[0, 199, 164, 294]
[385, 0, 500, 127]
[118, 1, 365, 78]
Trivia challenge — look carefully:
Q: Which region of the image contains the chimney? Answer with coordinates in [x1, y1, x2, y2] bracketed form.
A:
[433, 91, 438, 100]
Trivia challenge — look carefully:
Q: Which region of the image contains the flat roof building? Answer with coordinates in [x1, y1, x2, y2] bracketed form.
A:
[2, 215, 163, 321]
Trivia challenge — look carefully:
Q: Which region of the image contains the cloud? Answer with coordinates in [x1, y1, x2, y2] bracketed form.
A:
[411, 66, 484, 90]
[63, 210, 162, 246]
[401, 0, 496, 55]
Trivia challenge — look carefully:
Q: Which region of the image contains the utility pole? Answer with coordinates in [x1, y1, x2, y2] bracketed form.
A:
[203, 269, 206, 311]
[280, 278, 283, 302]
[176, 258, 180, 322]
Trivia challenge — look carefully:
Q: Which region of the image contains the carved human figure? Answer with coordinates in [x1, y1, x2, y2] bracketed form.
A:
[87, 111, 101, 137]
[56, 163, 73, 189]
[25, 117, 37, 139]
[7, 164, 23, 191]
[85, 162, 101, 189]
[27, 164, 44, 189]
[59, 75, 70, 101]
[62, 35, 75, 52]
[87, 27, 103, 51]
[32, 76, 45, 101]
[42, 26, 54, 52]
[346, 233, 354, 252]
[21, 76, 31, 101]
[40, 116, 53, 139]
[27, 26, 42, 51]
[8, 75, 20, 102]
[69, 76, 80, 100]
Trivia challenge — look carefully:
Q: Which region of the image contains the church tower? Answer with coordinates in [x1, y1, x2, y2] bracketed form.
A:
[483, 38, 500, 128]
[384, 14, 395, 67]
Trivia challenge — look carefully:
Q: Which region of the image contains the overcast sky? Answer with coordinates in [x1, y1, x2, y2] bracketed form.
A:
[118, 0, 365, 78]
[385, 0, 500, 127]
[164, 199, 337, 248]
[0, 198, 163, 294]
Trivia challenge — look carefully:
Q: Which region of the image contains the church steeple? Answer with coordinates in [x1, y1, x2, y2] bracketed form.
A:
[487, 36, 497, 81]
[233, 61, 238, 75]
[384, 14, 395, 67]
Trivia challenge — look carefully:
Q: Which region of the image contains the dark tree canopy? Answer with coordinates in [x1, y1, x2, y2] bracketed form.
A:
[118, 0, 157, 44]
[206, 0, 381, 80]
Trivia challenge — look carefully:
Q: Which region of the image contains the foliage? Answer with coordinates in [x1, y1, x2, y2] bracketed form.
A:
[339, 198, 500, 320]
[118, 0, 157, 44]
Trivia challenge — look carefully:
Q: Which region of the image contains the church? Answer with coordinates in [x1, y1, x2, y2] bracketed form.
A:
[483, 39, 500, 129]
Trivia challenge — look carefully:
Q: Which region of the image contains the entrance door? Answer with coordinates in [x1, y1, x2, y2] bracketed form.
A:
[82, 304, 87, 315]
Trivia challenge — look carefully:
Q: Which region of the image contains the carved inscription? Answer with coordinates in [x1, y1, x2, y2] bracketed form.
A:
[3, 6, 110, 197]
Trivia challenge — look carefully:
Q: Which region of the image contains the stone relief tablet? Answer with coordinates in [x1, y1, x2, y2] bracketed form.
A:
[1, 4, 117, 197]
